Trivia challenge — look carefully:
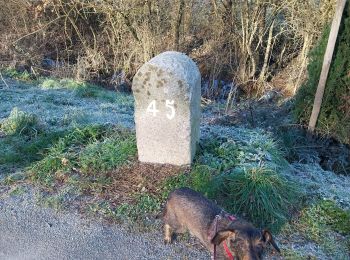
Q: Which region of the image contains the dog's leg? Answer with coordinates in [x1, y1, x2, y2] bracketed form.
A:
[164, 224, 173, 244]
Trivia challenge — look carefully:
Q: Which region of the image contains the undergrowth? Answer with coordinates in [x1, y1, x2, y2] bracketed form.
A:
[300, 200, 350, 238]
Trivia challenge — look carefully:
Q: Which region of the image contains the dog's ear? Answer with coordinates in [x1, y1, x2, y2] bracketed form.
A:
[211, 229, 236, 245]
[262, 230, 280, 253]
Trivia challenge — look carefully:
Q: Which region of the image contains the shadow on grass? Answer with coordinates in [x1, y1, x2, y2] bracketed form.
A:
[0, 130, 68, 177]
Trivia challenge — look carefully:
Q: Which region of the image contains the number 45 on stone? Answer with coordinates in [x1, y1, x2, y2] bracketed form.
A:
[147, 100, 175, 120]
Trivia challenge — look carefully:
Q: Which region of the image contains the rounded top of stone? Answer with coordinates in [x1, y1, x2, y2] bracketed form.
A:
[147, 51, 200, 90]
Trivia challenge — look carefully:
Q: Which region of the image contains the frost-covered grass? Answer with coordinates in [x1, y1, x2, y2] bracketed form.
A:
[0, 76, 134, 178]
[0, 107, 41, 136]
[0, 78, 134, 132]
[28, 125, 136, 186]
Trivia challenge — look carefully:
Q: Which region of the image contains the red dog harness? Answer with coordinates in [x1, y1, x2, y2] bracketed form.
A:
[212, 214, 236, 260]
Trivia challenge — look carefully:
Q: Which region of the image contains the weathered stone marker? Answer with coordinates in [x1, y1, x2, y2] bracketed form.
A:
[132, 51, 201, 165]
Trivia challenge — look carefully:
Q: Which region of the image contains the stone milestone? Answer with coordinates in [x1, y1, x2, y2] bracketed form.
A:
[132, 51, 201, 165]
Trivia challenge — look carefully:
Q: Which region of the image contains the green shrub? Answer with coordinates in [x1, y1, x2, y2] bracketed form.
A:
[294, 3, 350, 144]
[0, 107, 41, 136]
[217, 166, 298, 231]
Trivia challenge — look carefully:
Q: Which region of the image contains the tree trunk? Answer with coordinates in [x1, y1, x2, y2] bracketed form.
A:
[259, 20, 275, 82]
[173, 0, 185, 51]
[308, 0, 346, 131]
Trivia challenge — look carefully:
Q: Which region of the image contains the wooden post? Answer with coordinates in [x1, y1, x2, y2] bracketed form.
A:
[308, 0, 346, 131]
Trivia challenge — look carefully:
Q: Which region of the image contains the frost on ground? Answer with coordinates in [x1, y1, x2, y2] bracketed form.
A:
[291, 163, 350, 210]
[0, 78, 134, 131]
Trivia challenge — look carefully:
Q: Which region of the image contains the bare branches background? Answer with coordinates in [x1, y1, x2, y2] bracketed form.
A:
[0, 0, 336, 97]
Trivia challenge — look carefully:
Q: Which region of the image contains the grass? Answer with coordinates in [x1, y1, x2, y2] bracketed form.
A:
[0, 128, 68, 175]
[0, 74, 134, 136]
[0, 107, 41, 136]
[279, 199, 350, 258]
[2, 71, 349, 258]
[188, 126, 299, 231]
[40, 77, 122, 103]
[109, 126, 298, 233]
[79, 133, 136, 174]
[2, 67, 33, 81]
[299, 200, 350, 239]
[115, 194, 162, 221]
[9, 186, 26, 196]
[40, 78, 83, 90]
[28, 125, 136, 186]
[281, 249, 313, 260]
[218, 166, 299, 231]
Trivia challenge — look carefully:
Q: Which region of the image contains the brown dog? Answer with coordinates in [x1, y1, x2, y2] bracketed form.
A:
[163, 187, 280, 260]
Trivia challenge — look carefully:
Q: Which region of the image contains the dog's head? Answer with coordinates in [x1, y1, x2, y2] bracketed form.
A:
[211, 224, 280, 260]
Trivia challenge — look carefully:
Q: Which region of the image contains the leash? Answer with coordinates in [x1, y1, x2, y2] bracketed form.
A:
[212, 214, 236, 260]
[223, 240, 234, 260]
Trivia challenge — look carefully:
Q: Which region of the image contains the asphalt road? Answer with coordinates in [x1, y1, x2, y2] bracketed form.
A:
[0, 190, 208, 260]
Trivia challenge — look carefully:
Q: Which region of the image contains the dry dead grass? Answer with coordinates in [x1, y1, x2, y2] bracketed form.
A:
[81, 162, 189, 207]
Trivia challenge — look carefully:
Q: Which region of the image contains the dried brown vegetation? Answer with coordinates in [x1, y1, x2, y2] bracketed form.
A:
[0, 0, 336, 97]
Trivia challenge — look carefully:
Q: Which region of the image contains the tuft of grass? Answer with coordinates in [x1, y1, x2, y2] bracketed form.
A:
[199, 127, 288, 172]
[187, 126, 299, 231]
[28, 125, 109, 185]
[9, 186, 26, 196]
[159, 165, 216, 202]
[36, 193, 65, 211]
[2, 67, 33, 81]
[217, 166, 299, 231]
[3, 173, 26, 185]
[0, 107, 41, 136]
[79, 134, 136, 174]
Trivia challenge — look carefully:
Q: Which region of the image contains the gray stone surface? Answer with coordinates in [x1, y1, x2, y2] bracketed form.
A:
[132, 51, 201, 165]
